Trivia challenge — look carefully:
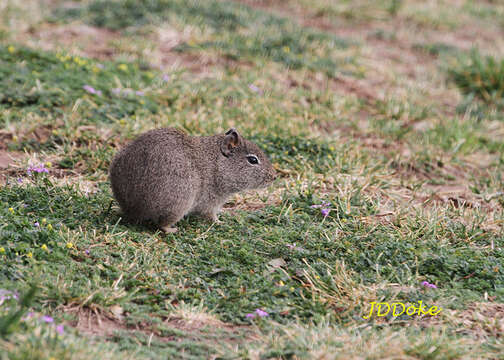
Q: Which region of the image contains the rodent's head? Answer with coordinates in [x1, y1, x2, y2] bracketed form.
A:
[216, 128, 276, 193]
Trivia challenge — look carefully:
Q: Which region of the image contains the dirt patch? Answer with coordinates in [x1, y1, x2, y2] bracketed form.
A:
[0, 130, 14, 150]
[232, 0, 460, 114]
[0, 151, 24, 170]
[0, 150, 27, 185]
[30, 23, 119, 60]
[62, 305, 254, 349]
[68, 307, 127, 338]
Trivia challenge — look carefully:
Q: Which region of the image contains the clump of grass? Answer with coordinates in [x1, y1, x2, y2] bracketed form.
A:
[0, 45, 159, 124]
[51, 0, 358, 78]
[449, 50, 504, 103]
[413, 42, 459, 56]
[218, 318, 479, 359]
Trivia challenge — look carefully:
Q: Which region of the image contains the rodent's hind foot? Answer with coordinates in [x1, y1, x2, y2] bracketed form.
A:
[160, 226, 178, 233]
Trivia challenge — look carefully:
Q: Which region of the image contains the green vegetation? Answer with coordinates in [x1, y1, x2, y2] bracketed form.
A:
[1, 0, 504, 359]
[0, 45, 159, 124]
[450, 49, 504, 103]
[53, 0, 358, 78]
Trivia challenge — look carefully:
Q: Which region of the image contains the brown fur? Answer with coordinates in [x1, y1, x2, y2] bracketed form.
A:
[109, 128, 276, 232]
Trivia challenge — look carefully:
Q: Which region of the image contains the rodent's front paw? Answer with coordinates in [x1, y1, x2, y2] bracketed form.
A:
[160, 226, 178, 233]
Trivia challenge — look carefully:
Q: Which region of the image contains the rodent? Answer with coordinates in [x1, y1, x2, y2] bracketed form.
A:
[109, 127, 276, 233]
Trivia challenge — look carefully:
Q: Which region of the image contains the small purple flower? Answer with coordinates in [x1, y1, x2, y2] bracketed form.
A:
[162, 74, 170, 82]
[248, 84, 261, 94]
[56, 324, 64, 335]
[286, 243, 296, 249]
[421, 281, 437, 289]
[255, 309, 269, 317]
[34, 222, 40, 227]
[83, 85, 102, 96]
[246, 308, 269, 319]
[17, 178, 23, 184]
[27, 164, 49, 175]
[85, 249, 90, 255]
[41, 315, 54, 323]
[135, 90, 145, 96]
[311, 201, 331, 217]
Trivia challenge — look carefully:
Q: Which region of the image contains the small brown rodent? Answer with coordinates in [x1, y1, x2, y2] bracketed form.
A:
[109, 128, 276, 232]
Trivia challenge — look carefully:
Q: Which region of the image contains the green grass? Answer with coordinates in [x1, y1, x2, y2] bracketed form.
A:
[1, 0, 504, 358]
[51, 0, 360, 78]
[449, 49, 504, 103]
[0, 44, 160, 125]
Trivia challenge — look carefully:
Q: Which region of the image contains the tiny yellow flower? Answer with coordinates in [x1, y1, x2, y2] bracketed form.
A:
[139, 99, 145, 105]
[289, 287, 295, 292]
[47, 224, 53, 231]
[12, 135, 18, 142]
[0, 247, 5, 254]
[41, 218, 47, 224]
[329, 146, 335, 151]
[41, 244, 48, 251]
[7, 45, 15, 53]
[8, 207, 14, 214]
[146, 71, 154, 79]
[27, 252, 33, 258]
[282, 46, 290, 53]
[119, 119, 126, 126]
[341, 218, 347, 223]
[66, 242, 73, 249]
[45, 162, 52, 168]
[118, 64, 128, 72]
[278, 280, 285, 286]
[92, 66, 100, 73]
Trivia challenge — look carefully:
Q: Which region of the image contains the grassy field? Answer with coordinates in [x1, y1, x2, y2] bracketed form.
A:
[1, 0, 504, 358]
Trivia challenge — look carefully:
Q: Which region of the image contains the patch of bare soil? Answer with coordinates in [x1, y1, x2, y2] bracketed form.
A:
[0, 132, 26, 183]
[70, 307, 127, 338]
[63, 306, 253, 346]
[0, 151, 24, 170]
[29, 23, 119, 60]
[232, 0, 461, 111]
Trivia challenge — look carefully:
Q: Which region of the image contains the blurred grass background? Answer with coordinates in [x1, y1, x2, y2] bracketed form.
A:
[1, 0, 504, 359]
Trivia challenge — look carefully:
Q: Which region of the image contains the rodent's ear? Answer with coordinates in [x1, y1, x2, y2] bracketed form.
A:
[221, 129, 240, 157]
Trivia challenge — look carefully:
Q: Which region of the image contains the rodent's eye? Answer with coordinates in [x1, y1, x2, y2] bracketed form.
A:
[246, 154, 260, 165]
